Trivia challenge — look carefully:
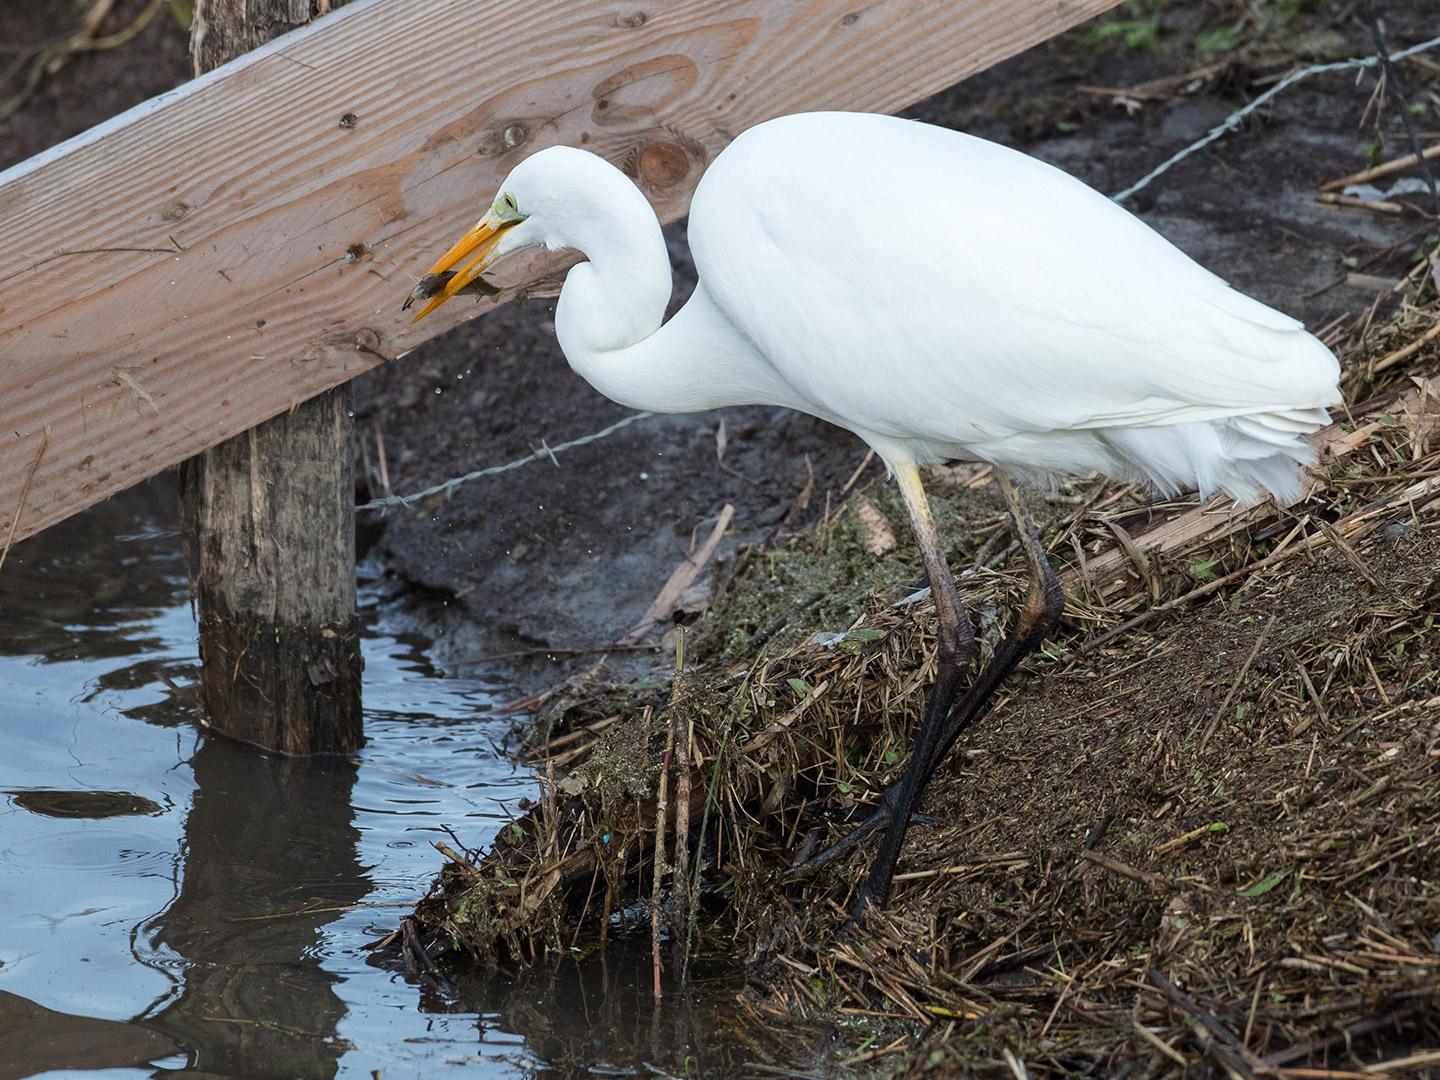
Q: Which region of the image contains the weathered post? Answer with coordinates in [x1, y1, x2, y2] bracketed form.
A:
[180, 0, 362, 755]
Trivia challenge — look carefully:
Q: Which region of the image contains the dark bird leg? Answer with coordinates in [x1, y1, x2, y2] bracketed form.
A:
[789, 471, 1064, 911]
[850, 473, 1063, 915]
[787, 463, 975, 890]
[912, 474, 1065, 790]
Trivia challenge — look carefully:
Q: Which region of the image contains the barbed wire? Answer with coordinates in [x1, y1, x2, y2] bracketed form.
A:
[355, 410, 655, 513]
[1113, 31, 1440, 202]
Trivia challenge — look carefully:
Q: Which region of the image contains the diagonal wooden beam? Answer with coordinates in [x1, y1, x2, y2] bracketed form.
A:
[0, 0, 1121, 545]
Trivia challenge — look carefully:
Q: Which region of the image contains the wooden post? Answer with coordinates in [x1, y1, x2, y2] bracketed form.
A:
[180, 0, 362, 755]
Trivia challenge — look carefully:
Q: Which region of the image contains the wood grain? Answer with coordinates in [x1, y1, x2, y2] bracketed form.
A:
[0, 0, 1121, 544]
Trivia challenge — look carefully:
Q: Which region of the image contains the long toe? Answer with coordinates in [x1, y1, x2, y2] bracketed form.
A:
[785, 803, 889, 879]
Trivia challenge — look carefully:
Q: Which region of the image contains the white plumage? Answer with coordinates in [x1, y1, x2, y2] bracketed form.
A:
[411, 110, 1344, 908]
[413, 111, 1340, 506]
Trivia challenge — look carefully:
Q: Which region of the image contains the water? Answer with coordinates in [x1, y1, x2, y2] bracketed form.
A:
[0, 480, 742, 1079]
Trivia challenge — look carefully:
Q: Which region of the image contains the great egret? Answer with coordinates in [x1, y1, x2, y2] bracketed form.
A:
[408, 111, 1341, 913]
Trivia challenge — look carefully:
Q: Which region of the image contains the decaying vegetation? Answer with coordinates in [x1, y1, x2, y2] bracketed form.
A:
[392, 13, 1440, 1072]
[394, 246, 1440, 1075]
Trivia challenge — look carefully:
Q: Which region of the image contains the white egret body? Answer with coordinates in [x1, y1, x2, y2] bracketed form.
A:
[411, 111, 1342, 910]
[415, 111, 1339, 504]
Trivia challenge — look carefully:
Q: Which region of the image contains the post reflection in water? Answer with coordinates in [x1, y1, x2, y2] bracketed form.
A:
[144, 740, 365, 1077]
[0, 480, 750, 1077]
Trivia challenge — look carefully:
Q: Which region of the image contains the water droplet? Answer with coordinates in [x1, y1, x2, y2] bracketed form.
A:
[434, 387, 442, 395]
[639, 471, 649, 480]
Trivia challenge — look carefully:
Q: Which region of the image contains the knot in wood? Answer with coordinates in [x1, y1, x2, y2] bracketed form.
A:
[638, 140, 690, 190]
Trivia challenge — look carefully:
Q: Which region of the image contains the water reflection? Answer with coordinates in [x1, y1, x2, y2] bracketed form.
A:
[0, 478, 744, 1077]
[0, 989, 180, 1079]
[145, 744, 364, 1077]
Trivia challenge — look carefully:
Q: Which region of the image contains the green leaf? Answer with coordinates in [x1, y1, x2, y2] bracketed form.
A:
[848, 628, 886, 643]
[1238, 869, 1290, 897]
[1195, 27, 1238, 55]
[1189, 559, 1219, 582]
[786, 678, 811, 698]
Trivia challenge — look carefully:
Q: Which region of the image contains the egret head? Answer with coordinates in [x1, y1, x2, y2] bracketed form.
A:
[405, 146, 643, 321]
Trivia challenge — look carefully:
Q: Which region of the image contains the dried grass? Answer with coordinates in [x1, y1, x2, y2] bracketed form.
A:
[406, 254, 1440, 1075]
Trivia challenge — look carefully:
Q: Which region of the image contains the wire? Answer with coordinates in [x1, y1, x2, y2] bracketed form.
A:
[355, 411, 656, 513]
[1113, 32, 1440, 202]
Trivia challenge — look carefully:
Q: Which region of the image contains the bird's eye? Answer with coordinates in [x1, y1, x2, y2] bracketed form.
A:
[502, 194, 517, 211]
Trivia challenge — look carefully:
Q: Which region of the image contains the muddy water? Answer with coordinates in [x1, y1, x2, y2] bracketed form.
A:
[0, 480, 743, 1078]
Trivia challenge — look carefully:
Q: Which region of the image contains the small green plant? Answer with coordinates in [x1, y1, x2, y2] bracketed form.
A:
[1195, 26, 1239, 56]
[1075, 10, 1162, 52]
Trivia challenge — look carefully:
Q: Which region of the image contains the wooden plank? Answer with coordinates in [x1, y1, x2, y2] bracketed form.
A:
[0, 0, 1122, 545]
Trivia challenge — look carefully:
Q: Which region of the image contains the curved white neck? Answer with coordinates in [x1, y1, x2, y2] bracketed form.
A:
[552, 191, 793, 415]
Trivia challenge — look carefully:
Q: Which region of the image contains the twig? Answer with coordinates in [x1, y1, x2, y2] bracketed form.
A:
[0, 427, 49, 577]
[1319, 142, 1440, 193]
[652, 711, 675, 1001]
[1362, 12, 1440, 213]
[1133, 1021, 1191, 1067]
[1198, 617, 1277, 752]
[1147, 968, 1263, 1078]
[1079, 849, 1169, 890]
[373, 421, 391, 498]
[622, 503, 734, 645]
[1262, 1003, 1431, 1067]
[1316, 193, 1405, 215]
[671, 632, 694, 983]
[400, 916, 454, 996]
[1372, 319, 1440, 374]
[1315, 520, 1381, 588]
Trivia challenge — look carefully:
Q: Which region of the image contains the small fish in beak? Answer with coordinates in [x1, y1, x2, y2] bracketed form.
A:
[402, 272, 502, 312]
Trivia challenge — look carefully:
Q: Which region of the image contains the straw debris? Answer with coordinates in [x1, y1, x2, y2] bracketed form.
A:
[406, 257, 1440, 1074]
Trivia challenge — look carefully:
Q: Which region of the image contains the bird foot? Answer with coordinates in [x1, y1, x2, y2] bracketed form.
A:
[785, 791, 938, 880]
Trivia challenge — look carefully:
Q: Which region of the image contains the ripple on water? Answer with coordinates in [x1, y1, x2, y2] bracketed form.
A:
[0, 825, 174, 876]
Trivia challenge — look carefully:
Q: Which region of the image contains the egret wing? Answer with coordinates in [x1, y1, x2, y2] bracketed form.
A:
[688, 113, 1338, 450]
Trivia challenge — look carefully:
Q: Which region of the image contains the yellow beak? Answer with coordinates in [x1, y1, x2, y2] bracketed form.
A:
[405, 213, 513, 322]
